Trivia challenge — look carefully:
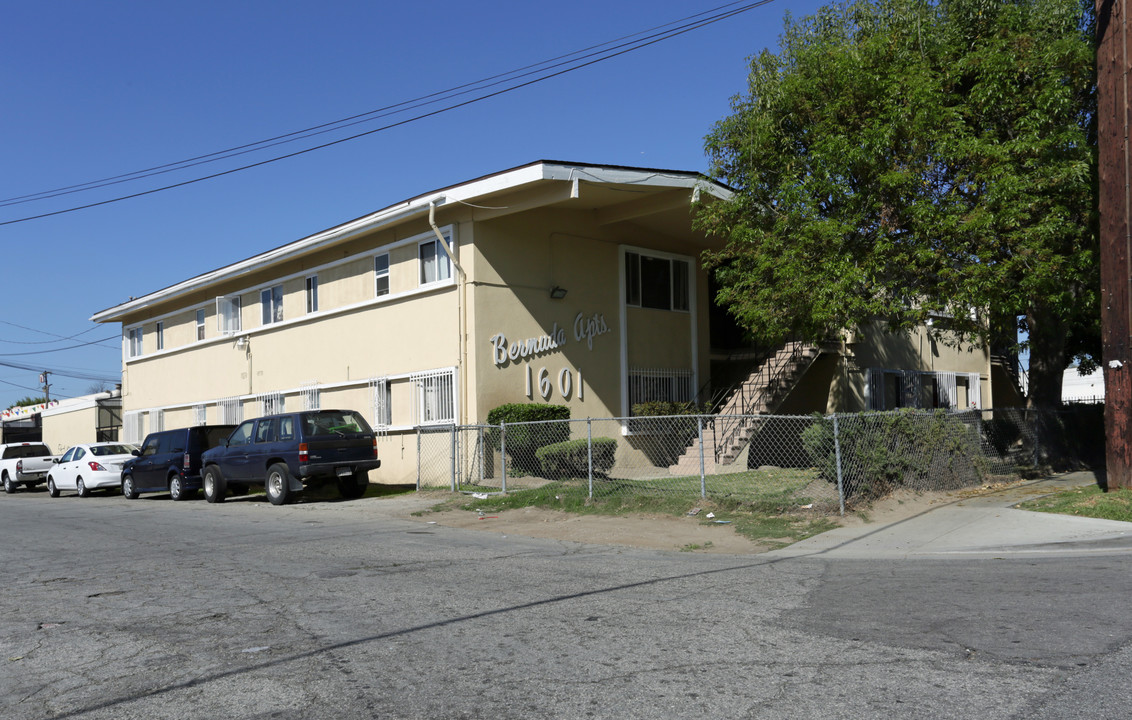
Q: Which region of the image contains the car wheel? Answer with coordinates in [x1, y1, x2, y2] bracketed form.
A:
[337, 472, 367, 499]
[169, 475, 191, 501]
[2, 473, 15, 494]
[122, 475, 138, 500]
[48, 477, 59, 498]
[76, 477, 89, 498]
[265, 463, 292, 506]
[203, 466, 226, 504]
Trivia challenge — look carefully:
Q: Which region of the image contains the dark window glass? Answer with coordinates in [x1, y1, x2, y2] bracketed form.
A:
[672, 259, 689, 311]
[640, 256, 671, 310]
[625, 252, 641, 306]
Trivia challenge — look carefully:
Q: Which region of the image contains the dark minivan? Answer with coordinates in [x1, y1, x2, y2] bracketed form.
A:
[201, 409, 380, 505]
[121, 425, 236, 501]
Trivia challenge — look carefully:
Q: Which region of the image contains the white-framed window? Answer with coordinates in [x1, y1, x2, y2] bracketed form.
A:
[193, 404, 207, 426]
[374, 254, 390, 297]
[127, 327, 143, 358]
[196, 309, 206, 341]
[217, 295, 242, 335]
[866, 369, 982, 410]
[306, 275, 318, 313]
[259, 392, 285, 416]
[369, 377, 391, 432]
[301, 382, 320, 411]
[155, 322, 164, 351]
[625, 251, 690, 312]
[419, 234, 452, 286]
[628, 367, 694, 407]
[411, 368, 456, 425]
[151, 409, 165, 433]
[124, 412, 144, 443]
[260, 285, 283, 325]
[217, 396, 244, 424]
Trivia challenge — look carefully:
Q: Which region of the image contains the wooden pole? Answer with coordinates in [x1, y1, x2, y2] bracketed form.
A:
[1098, 0, 1132, 488]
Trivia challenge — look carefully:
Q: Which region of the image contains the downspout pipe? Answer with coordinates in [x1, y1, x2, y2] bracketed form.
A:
[430, 199, 469, 426]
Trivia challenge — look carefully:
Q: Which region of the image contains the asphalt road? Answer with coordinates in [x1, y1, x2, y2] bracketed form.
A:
[2, 487, 1132, 719]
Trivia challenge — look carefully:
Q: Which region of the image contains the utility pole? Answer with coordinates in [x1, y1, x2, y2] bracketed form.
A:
[39, 371, 51, 404]
[1098, 0, 1132, 488]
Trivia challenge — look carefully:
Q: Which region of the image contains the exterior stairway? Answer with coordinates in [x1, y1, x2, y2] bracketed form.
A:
[669, 341, 822, 475]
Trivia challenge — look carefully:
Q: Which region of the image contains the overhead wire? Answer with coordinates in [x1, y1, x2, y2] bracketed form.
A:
[0, 0, 779, 227]
[0, 0, 768, 208]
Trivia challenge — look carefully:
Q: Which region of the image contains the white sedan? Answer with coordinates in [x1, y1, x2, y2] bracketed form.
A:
[47, 443, 140, 497]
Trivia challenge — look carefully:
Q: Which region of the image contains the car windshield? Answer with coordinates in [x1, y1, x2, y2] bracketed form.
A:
[303, 411, 371, 436]
[2, 445, 50, 459]
[90, 444, 138, 456]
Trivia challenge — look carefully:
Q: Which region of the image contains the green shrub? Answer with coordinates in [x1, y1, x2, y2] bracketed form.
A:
[801, 410, 980, 500]
[485, 403, 570, 475]
[535, 437, 617, 479]
[631, 401, 703, 417]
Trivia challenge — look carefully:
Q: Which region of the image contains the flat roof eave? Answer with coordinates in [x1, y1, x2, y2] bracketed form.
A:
[90, 161, 730, 324]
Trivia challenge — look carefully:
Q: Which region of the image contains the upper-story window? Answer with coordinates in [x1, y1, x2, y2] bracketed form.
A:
[155, 321, 164, 351]
[261, 285, 283, 325]
[306, 275, 318, 313]
[375, 254, 390, 297]
[419, 234, 452, 286]
[196, 309, 206, 341]
[127, 327, 143, 358]
[625, 251, 689, 312]
[217, 296, 242, 335]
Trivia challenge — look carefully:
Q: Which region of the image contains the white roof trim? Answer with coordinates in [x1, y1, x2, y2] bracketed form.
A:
[90, 161, 729, 323]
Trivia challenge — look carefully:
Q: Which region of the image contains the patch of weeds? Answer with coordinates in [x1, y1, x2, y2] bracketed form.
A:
[1018, 485, 1132, 523]
[680, 541, 714, 552]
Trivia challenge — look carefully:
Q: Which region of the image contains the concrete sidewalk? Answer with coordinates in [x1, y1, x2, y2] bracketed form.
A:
[769, 471, 1132, 559]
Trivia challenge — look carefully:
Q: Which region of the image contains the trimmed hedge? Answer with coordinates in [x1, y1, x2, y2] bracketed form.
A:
[535, 437, 617, 479]
[485, 403, 570, 475]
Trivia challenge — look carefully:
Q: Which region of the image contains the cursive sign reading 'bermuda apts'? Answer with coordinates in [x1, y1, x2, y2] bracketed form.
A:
[489, 312, 611, 366]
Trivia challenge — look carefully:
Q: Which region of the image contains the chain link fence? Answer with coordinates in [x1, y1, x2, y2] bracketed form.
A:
[414, 405, 1104, 513]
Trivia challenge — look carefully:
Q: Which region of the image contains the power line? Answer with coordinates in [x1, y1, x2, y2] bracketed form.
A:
[0, 0, 778, 227]
[1, 0, 768, 209]
[0, 359, 117, 383]
[0, 322, 108, 345]
[0, 335, 120, 356]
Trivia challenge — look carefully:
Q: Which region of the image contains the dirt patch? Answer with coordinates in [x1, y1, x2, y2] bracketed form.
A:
[385, 490, 943, 554]
[376, 475, 1098, 554]
[412, 505, 774, 553]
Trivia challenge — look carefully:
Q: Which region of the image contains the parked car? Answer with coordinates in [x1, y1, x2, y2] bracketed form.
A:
[47, 442, 140, 497]
[0, 442, 57, 493]
[201, 409, 380, 505]
[121, 425, 236, 501]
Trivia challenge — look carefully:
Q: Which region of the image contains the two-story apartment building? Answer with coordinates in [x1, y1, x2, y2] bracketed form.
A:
[92, 161, 996, 483]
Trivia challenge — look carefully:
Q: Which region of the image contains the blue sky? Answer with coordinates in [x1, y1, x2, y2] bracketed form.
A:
[0, 0, 825, 408]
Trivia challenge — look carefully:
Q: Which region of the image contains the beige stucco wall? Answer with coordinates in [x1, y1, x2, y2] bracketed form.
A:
[466, 211, 707, 422]
[41, 405, 100, 454]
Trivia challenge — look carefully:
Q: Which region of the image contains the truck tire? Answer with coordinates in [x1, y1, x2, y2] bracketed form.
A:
[338, 471, 367, 499]
[3, 473, 15, 494]
[265, 463, 292, 506]
[203, 466, 226, 504]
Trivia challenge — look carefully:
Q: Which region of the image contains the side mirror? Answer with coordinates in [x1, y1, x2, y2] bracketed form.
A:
[131, 449, 140, 456]
[52, 458, 60, 464]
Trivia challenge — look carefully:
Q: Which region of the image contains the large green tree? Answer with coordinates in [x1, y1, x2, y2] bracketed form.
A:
[698, 0, 1097, 408]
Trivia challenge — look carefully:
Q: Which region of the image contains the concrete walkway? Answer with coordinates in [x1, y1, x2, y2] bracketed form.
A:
[769, 471, 1132, 559]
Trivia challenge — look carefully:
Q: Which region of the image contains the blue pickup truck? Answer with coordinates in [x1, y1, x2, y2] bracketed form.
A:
[200, 409, 381, 505]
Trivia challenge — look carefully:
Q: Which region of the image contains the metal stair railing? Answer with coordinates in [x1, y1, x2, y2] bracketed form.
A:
[710, 341, 820, 463]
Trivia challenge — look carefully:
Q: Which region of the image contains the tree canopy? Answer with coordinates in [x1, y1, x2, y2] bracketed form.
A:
[698, 0, 1097, 407]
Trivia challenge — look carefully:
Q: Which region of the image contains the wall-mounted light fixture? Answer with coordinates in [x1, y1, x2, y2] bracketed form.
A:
[550, 286, 568, 300]
[235, 336, 249, 350]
